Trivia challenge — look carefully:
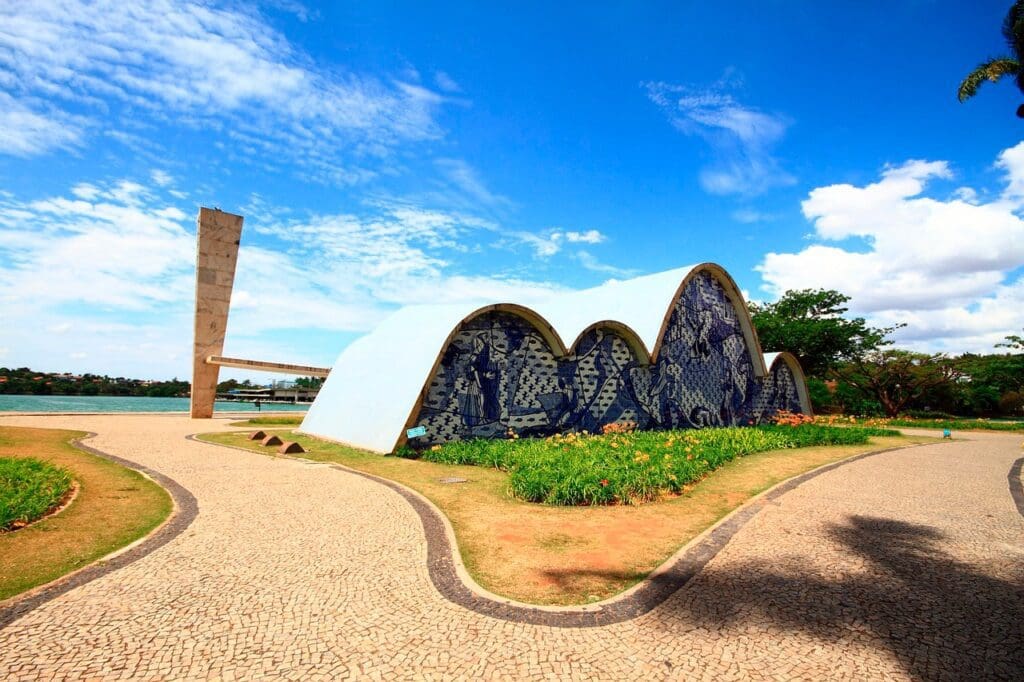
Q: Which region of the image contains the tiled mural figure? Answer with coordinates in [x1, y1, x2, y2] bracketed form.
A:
[752, 360, 805, 420]
[415, 271, 806, 446]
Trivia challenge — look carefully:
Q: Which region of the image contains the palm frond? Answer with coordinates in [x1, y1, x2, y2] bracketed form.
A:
[1003, 0, 1024, 56]
[958, 57, 1020, 102]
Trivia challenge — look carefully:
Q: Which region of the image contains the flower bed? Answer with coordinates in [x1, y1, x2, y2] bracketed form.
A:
[400, 421, 896, 506]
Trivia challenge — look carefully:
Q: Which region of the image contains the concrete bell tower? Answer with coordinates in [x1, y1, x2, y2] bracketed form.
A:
[190, 208, 244, 418]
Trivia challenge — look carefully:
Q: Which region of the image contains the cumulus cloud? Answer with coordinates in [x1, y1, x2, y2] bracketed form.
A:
[645, 79, 794, 196]
[758, 142, 1024, 353]
[0, 1, 447, 182]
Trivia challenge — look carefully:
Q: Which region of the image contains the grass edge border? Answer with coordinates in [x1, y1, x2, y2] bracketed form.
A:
[0, 432, 196, 630]
[190, 431, 947, 627]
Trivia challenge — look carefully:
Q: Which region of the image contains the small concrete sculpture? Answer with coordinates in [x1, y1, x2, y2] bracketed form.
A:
[278, 441, 305, 454]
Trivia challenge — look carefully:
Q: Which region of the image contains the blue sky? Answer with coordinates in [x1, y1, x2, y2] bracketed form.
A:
[2, 0, 1023, 380]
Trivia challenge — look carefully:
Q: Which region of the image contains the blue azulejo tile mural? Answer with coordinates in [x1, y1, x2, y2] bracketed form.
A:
[413, 271, 805, 446]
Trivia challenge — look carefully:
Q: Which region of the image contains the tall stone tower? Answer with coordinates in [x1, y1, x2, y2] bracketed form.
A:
[190, 208, 244, 418]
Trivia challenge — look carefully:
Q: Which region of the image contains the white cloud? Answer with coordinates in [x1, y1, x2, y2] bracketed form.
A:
[434, 159, 512, 208]
[71, 183, 101, 200]
[0, 176, 573, 376]
[0, 1, 448, 182]
[150, 170, 174, 187]
[262, 0, 317, 23]
[434, 71, 461, 93]
[757, 142, 1024, 353]
[0, 92, 83, 156]
[996, 141, 1024, 202]
[508, 228, 608, 257]
[575, 251, 637, 277]
[248, 203, 567, 308]
[645, 79, 794, 195]
[564, 229, 605, 244]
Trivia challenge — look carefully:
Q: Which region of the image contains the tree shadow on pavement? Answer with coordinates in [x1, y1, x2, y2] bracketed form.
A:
[544, 515, 1024, 679]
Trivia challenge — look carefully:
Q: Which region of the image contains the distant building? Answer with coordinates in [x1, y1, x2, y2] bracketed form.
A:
[219, 386, 319, 404]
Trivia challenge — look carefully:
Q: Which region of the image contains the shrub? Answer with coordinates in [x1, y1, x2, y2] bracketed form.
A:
[998, 391, 1024, 417]
[0, 457, 73, 531]
[902, 409, 958, 420]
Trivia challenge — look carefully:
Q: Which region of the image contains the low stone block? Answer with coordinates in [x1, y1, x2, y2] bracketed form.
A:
[261, 434, 283, 447]
[278, 441, 305, 454]
[248, 430, 267, 441]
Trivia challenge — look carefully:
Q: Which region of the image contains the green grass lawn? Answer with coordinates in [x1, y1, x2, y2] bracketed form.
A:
[819, 415, 1024, 432]
[0, 457, 73, 531]
[404, 424, 898, 505]
[884, 417, 1024, 431]
[0, 427, 171, 601]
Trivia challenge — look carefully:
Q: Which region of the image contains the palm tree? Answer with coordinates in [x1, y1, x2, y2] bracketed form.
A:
[958, 0, 1024, 117]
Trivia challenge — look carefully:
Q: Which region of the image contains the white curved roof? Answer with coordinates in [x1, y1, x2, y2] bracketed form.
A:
[301, 263, 764, 453]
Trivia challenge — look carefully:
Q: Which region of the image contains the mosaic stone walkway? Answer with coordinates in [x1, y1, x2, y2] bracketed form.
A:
[0, 414, 1021, 680]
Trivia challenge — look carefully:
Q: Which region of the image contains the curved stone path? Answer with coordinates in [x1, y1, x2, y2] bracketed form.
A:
[0, 415, 1021, 680]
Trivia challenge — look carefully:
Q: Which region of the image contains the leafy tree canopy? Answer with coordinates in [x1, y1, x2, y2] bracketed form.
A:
[749, 289, 902, 377]
[996, 328, 1024, 350]
[835, 350, 961, 418]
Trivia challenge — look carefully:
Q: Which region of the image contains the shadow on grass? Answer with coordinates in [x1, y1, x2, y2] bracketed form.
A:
[543, 515, 1023, 678]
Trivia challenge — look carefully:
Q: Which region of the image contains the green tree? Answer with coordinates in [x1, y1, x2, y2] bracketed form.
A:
[996, 328, 1024, 350]
[958, 1, 1024, 116]
[835, 350, 960, 418]
[750, 289, 901, 377]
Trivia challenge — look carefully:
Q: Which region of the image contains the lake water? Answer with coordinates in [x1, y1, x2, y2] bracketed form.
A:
[0, 395, 309, 413]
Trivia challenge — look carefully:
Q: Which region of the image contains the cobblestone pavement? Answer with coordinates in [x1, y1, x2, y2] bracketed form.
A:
[0, 415, 1021, 680]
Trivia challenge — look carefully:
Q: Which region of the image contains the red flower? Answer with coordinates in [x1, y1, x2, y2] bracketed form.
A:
[600, 479, 609, 487]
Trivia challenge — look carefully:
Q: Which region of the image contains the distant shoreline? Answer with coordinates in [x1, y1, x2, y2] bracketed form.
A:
[0, 395, 309, 414]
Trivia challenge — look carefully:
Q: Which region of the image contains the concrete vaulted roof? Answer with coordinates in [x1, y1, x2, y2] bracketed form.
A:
[763, 351, 813, 415]
[301, 263, 767, 453]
